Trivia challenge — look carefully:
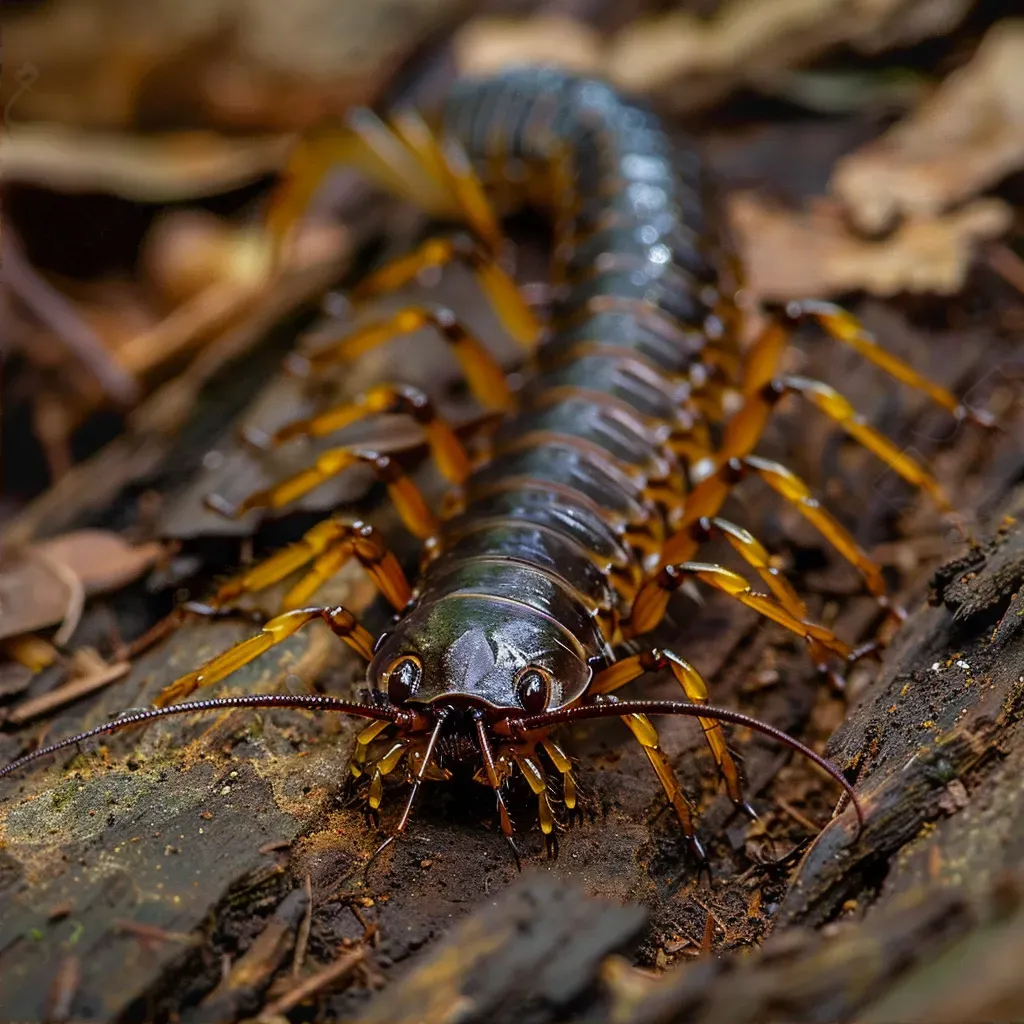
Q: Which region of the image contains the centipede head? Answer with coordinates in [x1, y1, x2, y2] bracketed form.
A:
[367, 594, 594, 718]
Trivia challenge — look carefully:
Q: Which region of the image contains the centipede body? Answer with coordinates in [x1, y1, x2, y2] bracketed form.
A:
[0, 69, 993, 870]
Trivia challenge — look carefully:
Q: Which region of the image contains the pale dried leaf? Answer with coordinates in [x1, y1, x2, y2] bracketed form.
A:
[120, 220, 348, 381]
[0, 531, 164, 641]
[832, 19, 1024, 232]
[729, 191, 1011, 301]
[604, 0, 972, 112]
[2, 127, 292, 202]
[454, 16, 604, 78]
[455, 0, 973, 114]
[1, 0, 463, 133]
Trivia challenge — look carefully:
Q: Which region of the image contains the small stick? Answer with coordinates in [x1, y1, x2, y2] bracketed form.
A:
[776, 797, 824, 833]
[262, 948, 365, 1016]
[292, 873, 313, 978]
[44, 955, 81, 1024]
[7, 661, 130, 726]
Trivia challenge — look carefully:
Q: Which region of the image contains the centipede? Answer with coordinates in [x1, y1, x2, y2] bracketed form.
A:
[0, 69, 995, 871]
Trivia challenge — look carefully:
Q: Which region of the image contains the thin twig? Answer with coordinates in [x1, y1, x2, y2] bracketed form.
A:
[262, 948, 365, 1017]
[776, 797, 825, 834]
[113, 919, 198, 946]
[986, 243, 1024, 296]
[292, 873, 313, 978]
[7, 661, 130, 725]
[1, 230, 139, 406]
[44, 955, 80, 1024]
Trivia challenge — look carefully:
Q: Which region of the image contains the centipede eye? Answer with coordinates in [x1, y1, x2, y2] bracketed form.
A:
[385, 655, 422, 704]
[515, 668, 551, 714]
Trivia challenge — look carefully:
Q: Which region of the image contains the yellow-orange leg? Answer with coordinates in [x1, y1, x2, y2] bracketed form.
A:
[365, 739, 410, 823]
[601, 694, 708, 868]
[592, 648, 751, 815]
[154, 605, 374, 707]
[513, 749, 559, 858]
[350, 719, 392, 779]
[285, 305, 514, 413]
[540, 737, 579, 825]
[687, 514, 844, 674]
[719, 374, 953, 513]
[368, 713, 448, 867]
[352, 234, 541, 351]
[628, 562, 854, 666]
[283, 520, 414, 612]
[265, 101, 510, 275]
[244, 383, 472, 487]
[758, 300, 996, 427]
[207, 517, 412, 614]
[206, 448, 437, 540]
[265, 110, 466, 266]
[670, 378, 954, 562]
[662, 452, 903, 625]
[135, 519, 410, 666]
[387, 105, 505, 256]
[667, 405, 714, 465]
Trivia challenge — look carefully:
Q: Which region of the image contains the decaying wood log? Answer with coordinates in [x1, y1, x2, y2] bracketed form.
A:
[354, 874, 648, 1024]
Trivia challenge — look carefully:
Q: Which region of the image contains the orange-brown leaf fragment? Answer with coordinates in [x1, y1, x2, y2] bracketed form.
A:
[0, 531, 164, 641]
[454, 15, 603, 78]
[728, 191, 1011, 301]
[603, 0, 973, 114]
[832, 19, 1024, 232]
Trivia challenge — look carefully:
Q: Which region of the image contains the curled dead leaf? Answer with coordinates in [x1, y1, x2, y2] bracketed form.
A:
[729, 191, 1011, 301]
[0, 531, 165, 642]
[455, 0, 974, 114]
[832, 19, 1024, 232]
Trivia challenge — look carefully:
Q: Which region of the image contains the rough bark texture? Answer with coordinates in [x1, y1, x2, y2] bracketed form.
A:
[1, 108, 1023, 1024]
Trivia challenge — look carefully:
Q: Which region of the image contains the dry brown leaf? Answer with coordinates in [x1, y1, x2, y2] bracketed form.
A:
[455, 16, 604, 78]
[2, 127, 292, 202]
[0, 531, 165, 641]
[455, 0, 974, 114]
[8, 207, 350, 484]
[832, 19, 1024, 232]
[121, 219, 348, 381]
[728, 191, 1011, 301]
[606, 0, 972, 109]
[1, 0, 465, 133]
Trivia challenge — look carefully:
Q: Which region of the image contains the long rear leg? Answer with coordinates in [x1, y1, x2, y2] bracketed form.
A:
[592, 649, 751, 818]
